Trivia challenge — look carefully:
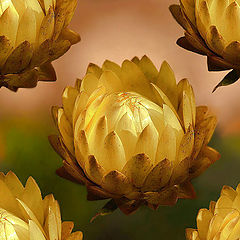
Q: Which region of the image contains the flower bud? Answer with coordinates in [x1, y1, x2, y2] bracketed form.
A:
[50, 56, 220, 215]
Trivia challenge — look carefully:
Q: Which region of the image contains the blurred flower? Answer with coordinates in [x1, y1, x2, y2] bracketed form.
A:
[186, 184, 240, 240]
[170, 0, 240, 90]
[49, 56, 220, 215]
[0, 0, 80, 91]
[0, 171, 82, 239]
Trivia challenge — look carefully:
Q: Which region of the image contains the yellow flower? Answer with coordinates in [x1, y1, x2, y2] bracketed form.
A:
[0, 0, 80, 91]
[0, 171, 83, 240]
[49, 56, 220, 215]
[186, 184, 240, 240]
[170, 0, 240, 90]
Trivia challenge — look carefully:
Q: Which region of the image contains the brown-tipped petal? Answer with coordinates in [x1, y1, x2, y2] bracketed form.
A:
[62, 160, 88, 185]
[144, 186, 178, 206]
[62, 86, 79, 123]
[0, 36, 13, 68]
[31, 39, 71, 68]
[177, 36, 207, 55]
[192, 116, 217, 158]
[196, 106, 208, 125]
[189, 157, 212, 179]
[207, 56, 233, 71]
[86, 63, 102, 79]
[169, 4, 189, 31]
[223, 41, 240, 64]
[101, 170, 132, 195]
[48, 39, 71, 62]
[56, 166, 83, 185]
[30, 39, 52, 67]
[184, 32, 211, 55]
[74, 130, 89, 168]
[85, 155, 105, 185]
[206, 26, 226, 56]
[38, 6, 55, 45]
[38, 62, 57, 81]
[177, 181, 196, 199]
[177, 125, 194, 164]
[1, 68, 39, 90]
[122, 153, 153, 188]
[170, 158, 190, 185]
[142, 159, 172, 192]
[2, 41, 33, 74]
[115, 198, 142, 216]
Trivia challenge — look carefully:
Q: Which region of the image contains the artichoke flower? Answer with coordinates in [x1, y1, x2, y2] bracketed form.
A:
[170, 0, 240, 90]
[186, 184, 240, 240]
[0, 171, 83, 240]
[49, 56, 220, 216]
[0, 0, 80, 91]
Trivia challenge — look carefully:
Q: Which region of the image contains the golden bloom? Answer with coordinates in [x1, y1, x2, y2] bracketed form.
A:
[0, 171, 82, 240]
[49, 56, 220, 215]
[170, 0, 240, 90]
[186, 184, 240, 240]
[0, 0, 80, 91]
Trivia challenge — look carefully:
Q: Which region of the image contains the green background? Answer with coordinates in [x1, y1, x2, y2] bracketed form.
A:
[0, 116, 239, 240]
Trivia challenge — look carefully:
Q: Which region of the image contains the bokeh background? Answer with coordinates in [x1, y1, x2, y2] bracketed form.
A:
[1, 0, 240, 239]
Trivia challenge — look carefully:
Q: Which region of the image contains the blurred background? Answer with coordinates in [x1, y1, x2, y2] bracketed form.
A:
[1, 0, 240, 239]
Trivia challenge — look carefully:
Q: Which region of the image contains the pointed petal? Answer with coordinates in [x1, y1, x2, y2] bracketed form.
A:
[101, 170, 132, 195]
[122, 153, 153, 188]
[142, 159, 172, 192]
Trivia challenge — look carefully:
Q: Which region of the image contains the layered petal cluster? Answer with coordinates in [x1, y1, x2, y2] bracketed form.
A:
[0, 171, 82, 240]
[0, 0, 80, 91]
[170, 0, 240, 87]
[49, 56, 220, 214]
[186, 184, 240, 240]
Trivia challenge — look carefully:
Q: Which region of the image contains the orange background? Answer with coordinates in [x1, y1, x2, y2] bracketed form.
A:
[1, 0, 240, 134]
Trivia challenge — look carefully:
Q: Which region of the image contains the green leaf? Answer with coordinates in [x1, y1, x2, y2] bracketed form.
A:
[213, 69, 240, 93]
[90, 199, 118, 223]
